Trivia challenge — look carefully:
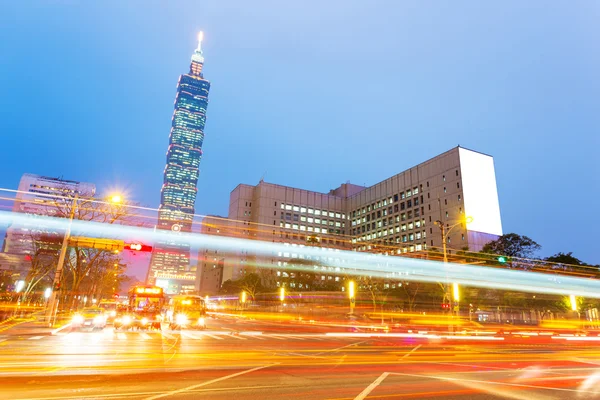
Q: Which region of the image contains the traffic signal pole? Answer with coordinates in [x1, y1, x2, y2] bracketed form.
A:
[45, 194, 78, 326]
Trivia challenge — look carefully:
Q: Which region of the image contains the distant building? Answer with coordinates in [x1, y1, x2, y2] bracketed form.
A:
[2, 173, 95, 255]
[148, 33, 211, 289]
[224, 146, 502, 290]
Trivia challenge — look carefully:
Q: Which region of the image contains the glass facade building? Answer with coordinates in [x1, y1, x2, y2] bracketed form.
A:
[148, 34, 210, 288]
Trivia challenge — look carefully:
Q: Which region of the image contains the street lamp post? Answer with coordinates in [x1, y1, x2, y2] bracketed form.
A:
[434, 215, 473, 321]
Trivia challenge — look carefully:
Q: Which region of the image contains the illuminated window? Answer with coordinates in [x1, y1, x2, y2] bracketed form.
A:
[301, 207, 306, 213]
[293, 206, 299, 212]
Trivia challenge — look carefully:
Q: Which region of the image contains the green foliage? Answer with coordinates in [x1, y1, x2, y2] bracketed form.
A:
[481, 233, 541, 258]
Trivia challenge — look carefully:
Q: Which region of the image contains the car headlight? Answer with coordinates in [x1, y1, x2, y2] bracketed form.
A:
[198, 317, 205, 326]
[122, 315, 132, 325]
[110, 310, 117, 317]
[141, 318, 148, 325]
[93, 316, 105, 324]
[72, 315, 84, 324]
[176, 314, 188, 325]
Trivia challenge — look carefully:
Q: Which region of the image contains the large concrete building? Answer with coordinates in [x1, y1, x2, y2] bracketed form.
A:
[2, 173, 95, 255]
[221, 147, 502, 289]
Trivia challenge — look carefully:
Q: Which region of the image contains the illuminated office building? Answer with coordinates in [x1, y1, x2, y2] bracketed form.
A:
[148, 33, 211, 290]
[225, 147, 503, 289]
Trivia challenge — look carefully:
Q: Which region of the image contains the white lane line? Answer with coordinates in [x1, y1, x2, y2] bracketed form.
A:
[143, 364, 277, 400]
[286, 335, 307, 341]
[0, 339, 6, 343]
[29, 336, 44, 340]
[247, 334, 265, 340]
[264, 335, 285, 340]
[400, 344, 422, 360]
[117, 333, 127, 340]
[202, 333, 224, 340]
[139, 332, 152, 340]
[387, 371, 600, 395]
[161, 331, 175, 340]
[318, 340, 370, 355]
[50, 323, 72, 335]
[354, 372, 390, 400]
[180, 331, 200, 339]
[228, 334, 248, 340]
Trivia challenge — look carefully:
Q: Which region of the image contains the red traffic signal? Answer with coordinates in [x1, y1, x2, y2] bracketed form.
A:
[124, 243, 153, 252]
[441, 303, 451, 309]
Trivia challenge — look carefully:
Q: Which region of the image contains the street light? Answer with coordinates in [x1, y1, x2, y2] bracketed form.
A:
[46, 193, 124, 326]
[434, 215, 473, 319]
[110, 194, 122, 204]
[348, 280, 356, 315]
[15, 280, 25, 293]
[241, 290, 247, 304]
[279, 287, 285, 302]
[44, 288, 51, 300]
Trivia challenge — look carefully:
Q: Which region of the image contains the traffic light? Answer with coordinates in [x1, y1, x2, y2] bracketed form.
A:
[53, 282, 61, 291]
[441, 303, 451, 309]
[124, 243, 153, 252]
[497, 256, 507, 264]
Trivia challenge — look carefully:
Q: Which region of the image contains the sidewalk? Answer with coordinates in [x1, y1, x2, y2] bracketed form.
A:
[0, 315, 71, 336]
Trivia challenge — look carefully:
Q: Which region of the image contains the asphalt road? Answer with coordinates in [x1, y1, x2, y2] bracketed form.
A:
[2, 317, 600, 399]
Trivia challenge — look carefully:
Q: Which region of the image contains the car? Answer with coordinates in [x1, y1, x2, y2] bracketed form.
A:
[71, 307, 107, 331]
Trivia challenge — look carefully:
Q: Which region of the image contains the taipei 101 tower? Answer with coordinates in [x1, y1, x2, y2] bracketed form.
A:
[148, 32, 211, 292]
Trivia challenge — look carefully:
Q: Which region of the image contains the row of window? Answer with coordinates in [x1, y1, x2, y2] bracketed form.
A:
[280, 203, 345, 219]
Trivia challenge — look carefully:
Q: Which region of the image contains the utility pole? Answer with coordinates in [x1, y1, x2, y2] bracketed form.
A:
[45, 193, 78, 326]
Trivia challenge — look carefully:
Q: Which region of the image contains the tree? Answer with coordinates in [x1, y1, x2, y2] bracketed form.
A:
[49, 194, 136, 309]
[20, 232, 62, 303]
[482, 233, 541, 258]
[219, 273, 264, 302]
[546, 252, 585, 265]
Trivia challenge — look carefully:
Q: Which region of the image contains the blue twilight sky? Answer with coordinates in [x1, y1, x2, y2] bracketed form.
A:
[0, 1, 599, 266]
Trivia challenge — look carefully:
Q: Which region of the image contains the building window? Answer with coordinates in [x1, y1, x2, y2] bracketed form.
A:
[444, 187, 447, 193]
[458, 194, 461, 201]
[444, 199, 447, 205]
[443, 175, 446, 181]
[456, 169, 459, 176]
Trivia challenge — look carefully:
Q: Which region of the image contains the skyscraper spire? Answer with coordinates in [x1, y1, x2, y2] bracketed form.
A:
[191, 31, 205, 66]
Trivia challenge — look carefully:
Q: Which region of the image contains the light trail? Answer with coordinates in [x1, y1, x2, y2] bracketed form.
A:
[2, 210, 600, 297]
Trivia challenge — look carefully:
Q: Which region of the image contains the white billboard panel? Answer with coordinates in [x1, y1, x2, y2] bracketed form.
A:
[459, 148, 503, 236]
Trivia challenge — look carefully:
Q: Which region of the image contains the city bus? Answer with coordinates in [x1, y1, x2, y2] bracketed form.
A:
[114, 286, 165, 330]
[167, 295, 207, 330]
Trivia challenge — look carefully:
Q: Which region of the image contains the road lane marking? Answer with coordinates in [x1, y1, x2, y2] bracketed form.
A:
[117, 333, 127, 340]
[139, 332, 152, 340]
[143, 364, 277, 400]
[316, 340, 371, 355]
[202, 333, 224, 340]
[387, 371, 600, 395]
[354, 372, 390, 400]
[264, 335, 285, 340]
[160, 332, 175, 339]
[228, 334, 247, 340]
[50, 323, 72, 335]
[400, 344, 422, 360]
[28, 336, 44, 340]
[0, 339, 6, 344]
[14, 385, 284, 400]
[180, 331, 200, 339]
